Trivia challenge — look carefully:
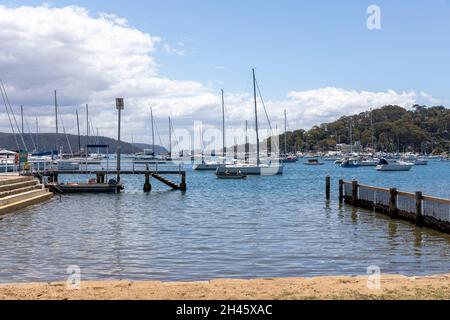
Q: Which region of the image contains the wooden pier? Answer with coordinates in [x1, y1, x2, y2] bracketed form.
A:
[30, 168, 187, 193]
[331, 177, 450, 234]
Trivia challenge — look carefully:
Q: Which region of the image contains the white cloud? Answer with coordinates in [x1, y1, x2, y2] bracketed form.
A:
[0, 5, 440, 149]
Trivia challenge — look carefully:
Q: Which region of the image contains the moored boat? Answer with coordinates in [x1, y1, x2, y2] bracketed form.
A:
[376, 158, 413, 171]
[304, 159, 324, 166]
[341, 159, 359, 168]
[215, 169, 247, 179]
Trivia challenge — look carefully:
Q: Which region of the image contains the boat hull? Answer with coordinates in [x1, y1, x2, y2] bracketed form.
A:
[216, 164, 283, 175]
[376, 164, 413, 171]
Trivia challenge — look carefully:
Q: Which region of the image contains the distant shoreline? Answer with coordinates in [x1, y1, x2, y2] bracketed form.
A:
[1, 274, 449, 300]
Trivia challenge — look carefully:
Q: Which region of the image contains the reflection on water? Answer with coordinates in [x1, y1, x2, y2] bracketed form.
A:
[0, 160, 449, 283]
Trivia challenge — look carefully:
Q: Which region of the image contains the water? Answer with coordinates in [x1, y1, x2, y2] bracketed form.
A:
[0, 160, 449, 283]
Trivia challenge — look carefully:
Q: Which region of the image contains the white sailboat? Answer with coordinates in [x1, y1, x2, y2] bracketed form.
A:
[280, 109, 298, 163]
[193, 89, 226, 171]
[216, 69, 283, 176]
[134, 108, 169, 164]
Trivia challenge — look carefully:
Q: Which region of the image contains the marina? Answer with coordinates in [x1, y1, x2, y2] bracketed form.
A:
[0, 158, 449, 284]
[0, 1, 449, 303]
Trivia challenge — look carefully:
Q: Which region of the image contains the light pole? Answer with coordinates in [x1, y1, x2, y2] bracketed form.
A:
[116, 98, 124, 183]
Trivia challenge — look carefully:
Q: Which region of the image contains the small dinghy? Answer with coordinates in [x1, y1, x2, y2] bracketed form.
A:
[215, 169, 247, 179]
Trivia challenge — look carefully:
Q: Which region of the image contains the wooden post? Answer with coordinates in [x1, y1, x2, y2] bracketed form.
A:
[415, 191, 423, 227]
[96, 174, 101, 184]
[143, 173, 151, 192]
[326, 176, 331, 200]
[389, 188, 398, 219]
[180, 172, 187, 191]
[339, 179, 344, 203]
[352, 180, 358, 206]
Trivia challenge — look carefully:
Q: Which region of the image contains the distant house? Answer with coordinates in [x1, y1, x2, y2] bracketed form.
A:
[336, 142, 363, 153]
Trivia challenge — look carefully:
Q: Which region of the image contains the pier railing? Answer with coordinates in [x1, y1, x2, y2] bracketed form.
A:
[338, 179, 450, 233]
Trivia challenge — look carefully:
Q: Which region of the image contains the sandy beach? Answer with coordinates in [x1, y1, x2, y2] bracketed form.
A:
[0, 274, 449, 300]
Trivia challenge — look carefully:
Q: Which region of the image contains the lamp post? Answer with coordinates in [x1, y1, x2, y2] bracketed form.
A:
[116, 98, 124, 183]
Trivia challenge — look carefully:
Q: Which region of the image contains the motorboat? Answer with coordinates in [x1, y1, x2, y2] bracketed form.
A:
[376, 158, 413, 171]
[215, 169, 247, 179]
[193, 160, 221, 171]
[304, 159, 324, 166]
[357, 158, 379, 166]
[341, 159, 360, 168]
[56, 160, 80, 171]
[280, 155, 298, 163]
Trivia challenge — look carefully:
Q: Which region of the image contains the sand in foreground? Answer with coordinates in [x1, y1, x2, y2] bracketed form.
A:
[1, 274, 449, 300]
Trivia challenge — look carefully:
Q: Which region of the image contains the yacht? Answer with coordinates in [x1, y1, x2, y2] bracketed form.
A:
[341, 158, 360, 168]
[376, 158, 413, 171]
[215, 69, 283, 176]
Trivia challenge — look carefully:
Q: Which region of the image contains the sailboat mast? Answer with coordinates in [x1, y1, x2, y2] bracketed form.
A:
[54, 90, 59, 156]
[253, 68, 260, 166]
[245, 120, 249, 162]
[349, 119, 353, 154]
[86, 104, 89, 150]
[76, 110, 81, 153]
[35, 117, 39, 152]
[21, 105, 24, 134]
[169, 117, 172, 156]
[97, 128, 99, 154]
[370, 108, 375, 150]
[151, 107, 155, 156]
[284, 109, 287, 155]
[221, 89, 226, 161]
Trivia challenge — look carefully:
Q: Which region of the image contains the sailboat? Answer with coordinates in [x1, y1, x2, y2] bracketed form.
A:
[193, 89, 227, 171]
[134, 108, 168, 164]
[280, 109, 298, 163]
[216, 69, 283, 176]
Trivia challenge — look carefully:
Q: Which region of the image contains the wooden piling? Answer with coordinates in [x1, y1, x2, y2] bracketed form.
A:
[180, 172, 187, 191]
[143, 173, 151, 192]
[326, 176, 331, 200]
[339, 179, 344, 203]
[352, 180, 358, 206]
[389, 188, 398, 219]
[415, 191, 423, 227]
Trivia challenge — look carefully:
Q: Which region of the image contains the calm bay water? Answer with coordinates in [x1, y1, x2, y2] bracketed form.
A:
[0, 160, 449, 283]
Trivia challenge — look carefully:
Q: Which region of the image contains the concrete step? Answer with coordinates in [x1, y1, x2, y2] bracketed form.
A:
[0, 185, 43, 199]
[0, 180, 39, 193]
[0, 189, 48, 207]
[0, 192, 53, 216]
[0, 176, 34, 186]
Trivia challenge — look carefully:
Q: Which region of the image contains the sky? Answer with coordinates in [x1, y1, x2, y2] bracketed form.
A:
[0, 0, 449, 149]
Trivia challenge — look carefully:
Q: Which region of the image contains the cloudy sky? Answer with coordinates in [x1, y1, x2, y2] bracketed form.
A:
[0, 1, 449, 149]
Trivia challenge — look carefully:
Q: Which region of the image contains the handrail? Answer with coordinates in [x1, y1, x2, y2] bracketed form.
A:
[422, 195, 450, 205]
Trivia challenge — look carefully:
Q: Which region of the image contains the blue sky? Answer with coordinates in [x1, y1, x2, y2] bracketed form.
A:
[0, 1, 449, 145]
[2, 0, 450, 101]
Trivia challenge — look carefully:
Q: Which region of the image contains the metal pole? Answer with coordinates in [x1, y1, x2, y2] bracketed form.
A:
[117, 107, 121, 183]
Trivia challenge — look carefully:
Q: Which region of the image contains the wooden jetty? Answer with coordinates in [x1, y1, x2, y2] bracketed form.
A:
[331, 177, 450, 233]
[30, 167, 187, 194]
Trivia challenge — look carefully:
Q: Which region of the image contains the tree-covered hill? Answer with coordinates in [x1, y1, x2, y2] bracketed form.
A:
[277, 105, 450, 153]
[0, 132, 167, 155]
